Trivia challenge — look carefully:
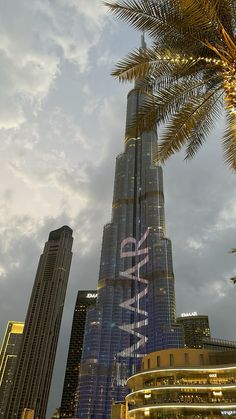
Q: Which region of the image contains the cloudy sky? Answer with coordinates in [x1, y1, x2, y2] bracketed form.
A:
[0, 0, 236, 417]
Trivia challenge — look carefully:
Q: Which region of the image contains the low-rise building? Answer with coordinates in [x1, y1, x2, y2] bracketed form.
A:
[126, 348, 236, 418]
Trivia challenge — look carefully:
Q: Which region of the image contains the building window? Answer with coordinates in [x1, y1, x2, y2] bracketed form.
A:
[147, 358, 150, 369]
[184, 353, 189, 365]
[169, 354, 174, 366]
[157, 356, 160, 367]
[200, 354, 204, 365]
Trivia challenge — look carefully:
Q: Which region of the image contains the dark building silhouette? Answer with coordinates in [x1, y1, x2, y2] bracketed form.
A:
[6, 226, 73, 419]
[77, 37, 183, 419]
[0, 321, 24, 418]
[177, 313, 211, 348]
[60, 290, 97, 418]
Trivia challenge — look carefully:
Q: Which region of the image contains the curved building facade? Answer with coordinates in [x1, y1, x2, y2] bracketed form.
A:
[126, 348, 236, 418]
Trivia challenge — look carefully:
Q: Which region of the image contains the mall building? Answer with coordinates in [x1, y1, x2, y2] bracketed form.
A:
[126, 348, 236, 418]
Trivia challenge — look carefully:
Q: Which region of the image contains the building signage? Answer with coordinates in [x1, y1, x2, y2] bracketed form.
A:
[181, 312, 198, 318]
[86, 293, 97, 299]
[117, 229, 149, 358]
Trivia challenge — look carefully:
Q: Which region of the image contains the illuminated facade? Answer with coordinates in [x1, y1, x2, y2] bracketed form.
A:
[7, 226, 73, 419]
[126, 348, 236, 418]
[77, 39, 183, 418]
[60, 290, 97, 418]
[177, 313, 211, 348]
[21, 409, 35, 419]
[0, 321, 24, 418]
[111, 402, 126, 419]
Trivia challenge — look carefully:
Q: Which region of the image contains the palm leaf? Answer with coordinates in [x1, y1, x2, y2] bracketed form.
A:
[107, 0, 236, 171]
[126, 74, 221, 135]
[223, 113, 236, 171]
[157, 88, 223, 163]
[184, 91, 224, 159]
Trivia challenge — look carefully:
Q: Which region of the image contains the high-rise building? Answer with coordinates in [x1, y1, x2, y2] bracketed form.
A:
[60, 290, 97, 418]
[77, 38, 183, 418]
[177, 313, 211, 348]
[0, 321, 24, 418]
[7, 226, 73, 419]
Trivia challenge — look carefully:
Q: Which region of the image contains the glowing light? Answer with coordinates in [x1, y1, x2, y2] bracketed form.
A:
[181, 312, 197, 317]
[161, 51, 236, 116]
[86, 293, 97, 298]
[213, 391, 223, 396]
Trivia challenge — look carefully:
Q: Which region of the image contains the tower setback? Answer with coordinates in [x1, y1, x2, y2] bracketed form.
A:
[6, 226, 73, 419]
[77, 46, 183, 418]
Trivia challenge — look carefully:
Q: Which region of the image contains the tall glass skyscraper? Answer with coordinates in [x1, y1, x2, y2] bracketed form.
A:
[77, 40, 183, 419]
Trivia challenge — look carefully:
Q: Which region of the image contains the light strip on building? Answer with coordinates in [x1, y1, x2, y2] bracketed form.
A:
[126, 384, 236, 399]
[128, 404, 236, 415]
[127, 365, 236, 384]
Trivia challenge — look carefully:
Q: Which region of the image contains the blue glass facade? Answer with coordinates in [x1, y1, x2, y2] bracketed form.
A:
[76, 81, 184, 418]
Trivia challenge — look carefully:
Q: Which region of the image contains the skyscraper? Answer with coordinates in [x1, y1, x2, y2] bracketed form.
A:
[77, 39, 183, 418]
[7, 225, 73, 419]
[60, 290, 97, 418]
[0, 321, 24, 418]
[177, 313, 211, 348]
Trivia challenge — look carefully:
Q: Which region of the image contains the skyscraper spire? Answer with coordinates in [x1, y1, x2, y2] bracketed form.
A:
[77, 43, 183, 418]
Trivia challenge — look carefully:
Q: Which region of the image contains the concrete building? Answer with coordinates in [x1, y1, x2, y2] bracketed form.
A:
[0, 321, 24, 418]
[126, 348, 236, 418]
[60, 291, 97, 418]
[6, 226, 73, 419]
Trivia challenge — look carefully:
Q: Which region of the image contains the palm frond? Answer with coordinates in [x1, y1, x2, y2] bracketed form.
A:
[157, 88, 223, 163]
[178, 0, 220, 32]
[105, 0, 207, 45]
[223, 113, 236, 171]
[107, 0, 236, 171]
[184, 91, 224, 159]
[128, 74, 222, 135]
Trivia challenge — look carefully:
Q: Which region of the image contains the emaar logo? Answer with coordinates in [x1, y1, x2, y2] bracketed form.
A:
[117, 229, 149, 358]
[86, 293, 97, 299]
[181, 312, 198, 318]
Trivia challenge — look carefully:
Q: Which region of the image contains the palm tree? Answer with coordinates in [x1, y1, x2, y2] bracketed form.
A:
[105, 0, 236, 171]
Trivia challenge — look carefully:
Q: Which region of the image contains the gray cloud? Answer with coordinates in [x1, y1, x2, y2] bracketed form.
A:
[0, 1, 236, 418]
